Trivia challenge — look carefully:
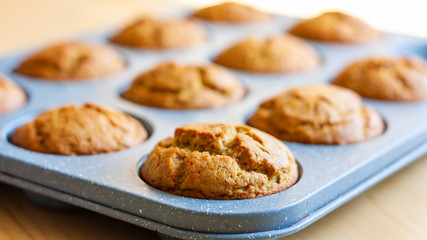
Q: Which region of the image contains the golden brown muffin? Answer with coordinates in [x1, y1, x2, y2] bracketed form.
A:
[141, 123, 299, 200]
[122, 62, 245, 109]
[110, 18, 206, 49]
[248, 84, 384, 145]
[10, 103, 147, 155]
[0, 77, 26, 114]
[192, 2, 271, 23]
[214, 35, 320, 73]
[333, 56, 427, 101]
[289, 11, 380, 43]
[14, 43, 125, 80]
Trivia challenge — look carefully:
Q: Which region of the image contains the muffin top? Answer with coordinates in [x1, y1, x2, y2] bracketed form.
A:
[214, 35, 320, 73]
[248, 84, 385, 144]
[192, 2, 271, 23]
[14, 42, 125, 80]
[333, 56, 427, 101]
[141, 123, 299, 200]
[0, 77, 26, 114]
[10, 103, 147, 155]
[110, 18, 206, 49]
[289, 11, 380, 43]
[122, 62, 245, 109]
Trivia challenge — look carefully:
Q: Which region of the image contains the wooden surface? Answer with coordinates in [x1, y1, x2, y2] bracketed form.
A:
[1, 1, 427, 239]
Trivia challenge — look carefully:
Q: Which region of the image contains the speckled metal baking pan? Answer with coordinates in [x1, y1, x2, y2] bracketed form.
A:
[1, 7, 427, 240]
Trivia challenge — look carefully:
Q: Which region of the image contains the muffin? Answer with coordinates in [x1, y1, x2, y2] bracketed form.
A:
[10, 103, 147, 155]
[141, 123, 299, 200]
[110, 18, 206, 49]
[214, 35, 320, 73]
[0, 76, 26, 114]
[14, 42, 125, 80]
[289, 11, 380, 43]
[248, 84, 384, 144]
[192, 2, 271, 23]
[122, 62, 245, 109]
[333, 56, 427, 101]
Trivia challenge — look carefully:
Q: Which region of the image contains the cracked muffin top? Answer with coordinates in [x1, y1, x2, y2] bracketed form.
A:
[0, 76, 26, 114]
[214, 35, 320, 73]
[333, 56, 427, 101]
[110, 18, 206, 49]
[122, 62, 245, 109]
[289, 11, 380, 43]
[10, 103, 147, 155]
[14, 42, 125, 80]
[192, 2, 272, 23]
[141, 123, 299, 200]
[248, 84, 385, 144]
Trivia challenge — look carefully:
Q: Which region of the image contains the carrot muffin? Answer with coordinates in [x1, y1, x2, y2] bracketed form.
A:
[248, 84, 385, 144]
[141, 122, 299, 200]
[122, 62, 245, 109]
[0, 76, 26, 114]
[192, 2, 271, 23]
[289, 11, 380, 43]
[14, 42, 125, 80]
[110, 18, 206, 49]
[333, 56, 427, 101]
[10, 103, 147, 155]
[214, 35, 320, 73]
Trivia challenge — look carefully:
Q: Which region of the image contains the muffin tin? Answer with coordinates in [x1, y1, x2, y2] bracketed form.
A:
[1, 7, 427, 240]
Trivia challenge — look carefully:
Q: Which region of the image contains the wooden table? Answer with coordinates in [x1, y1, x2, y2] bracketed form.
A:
[1, 1, 427, 239]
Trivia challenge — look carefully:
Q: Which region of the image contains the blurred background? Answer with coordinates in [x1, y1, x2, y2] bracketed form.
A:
[1, 0, 426, 55]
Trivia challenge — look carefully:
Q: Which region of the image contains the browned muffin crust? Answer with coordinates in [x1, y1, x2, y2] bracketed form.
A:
[248, 84, 385, 145]
[10, 103, 147, 155]
[214, 35, 320, 73]
[141, 123, 299, 200]
[289, 11, 380, 43]
[14, 42, 125, 80]
[0, 77, 26, 114]
[122, 62, 245, 109]
[110, 18, 206, 49]
[192, 2, 271, 23]
[333, 56, 427, 101]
